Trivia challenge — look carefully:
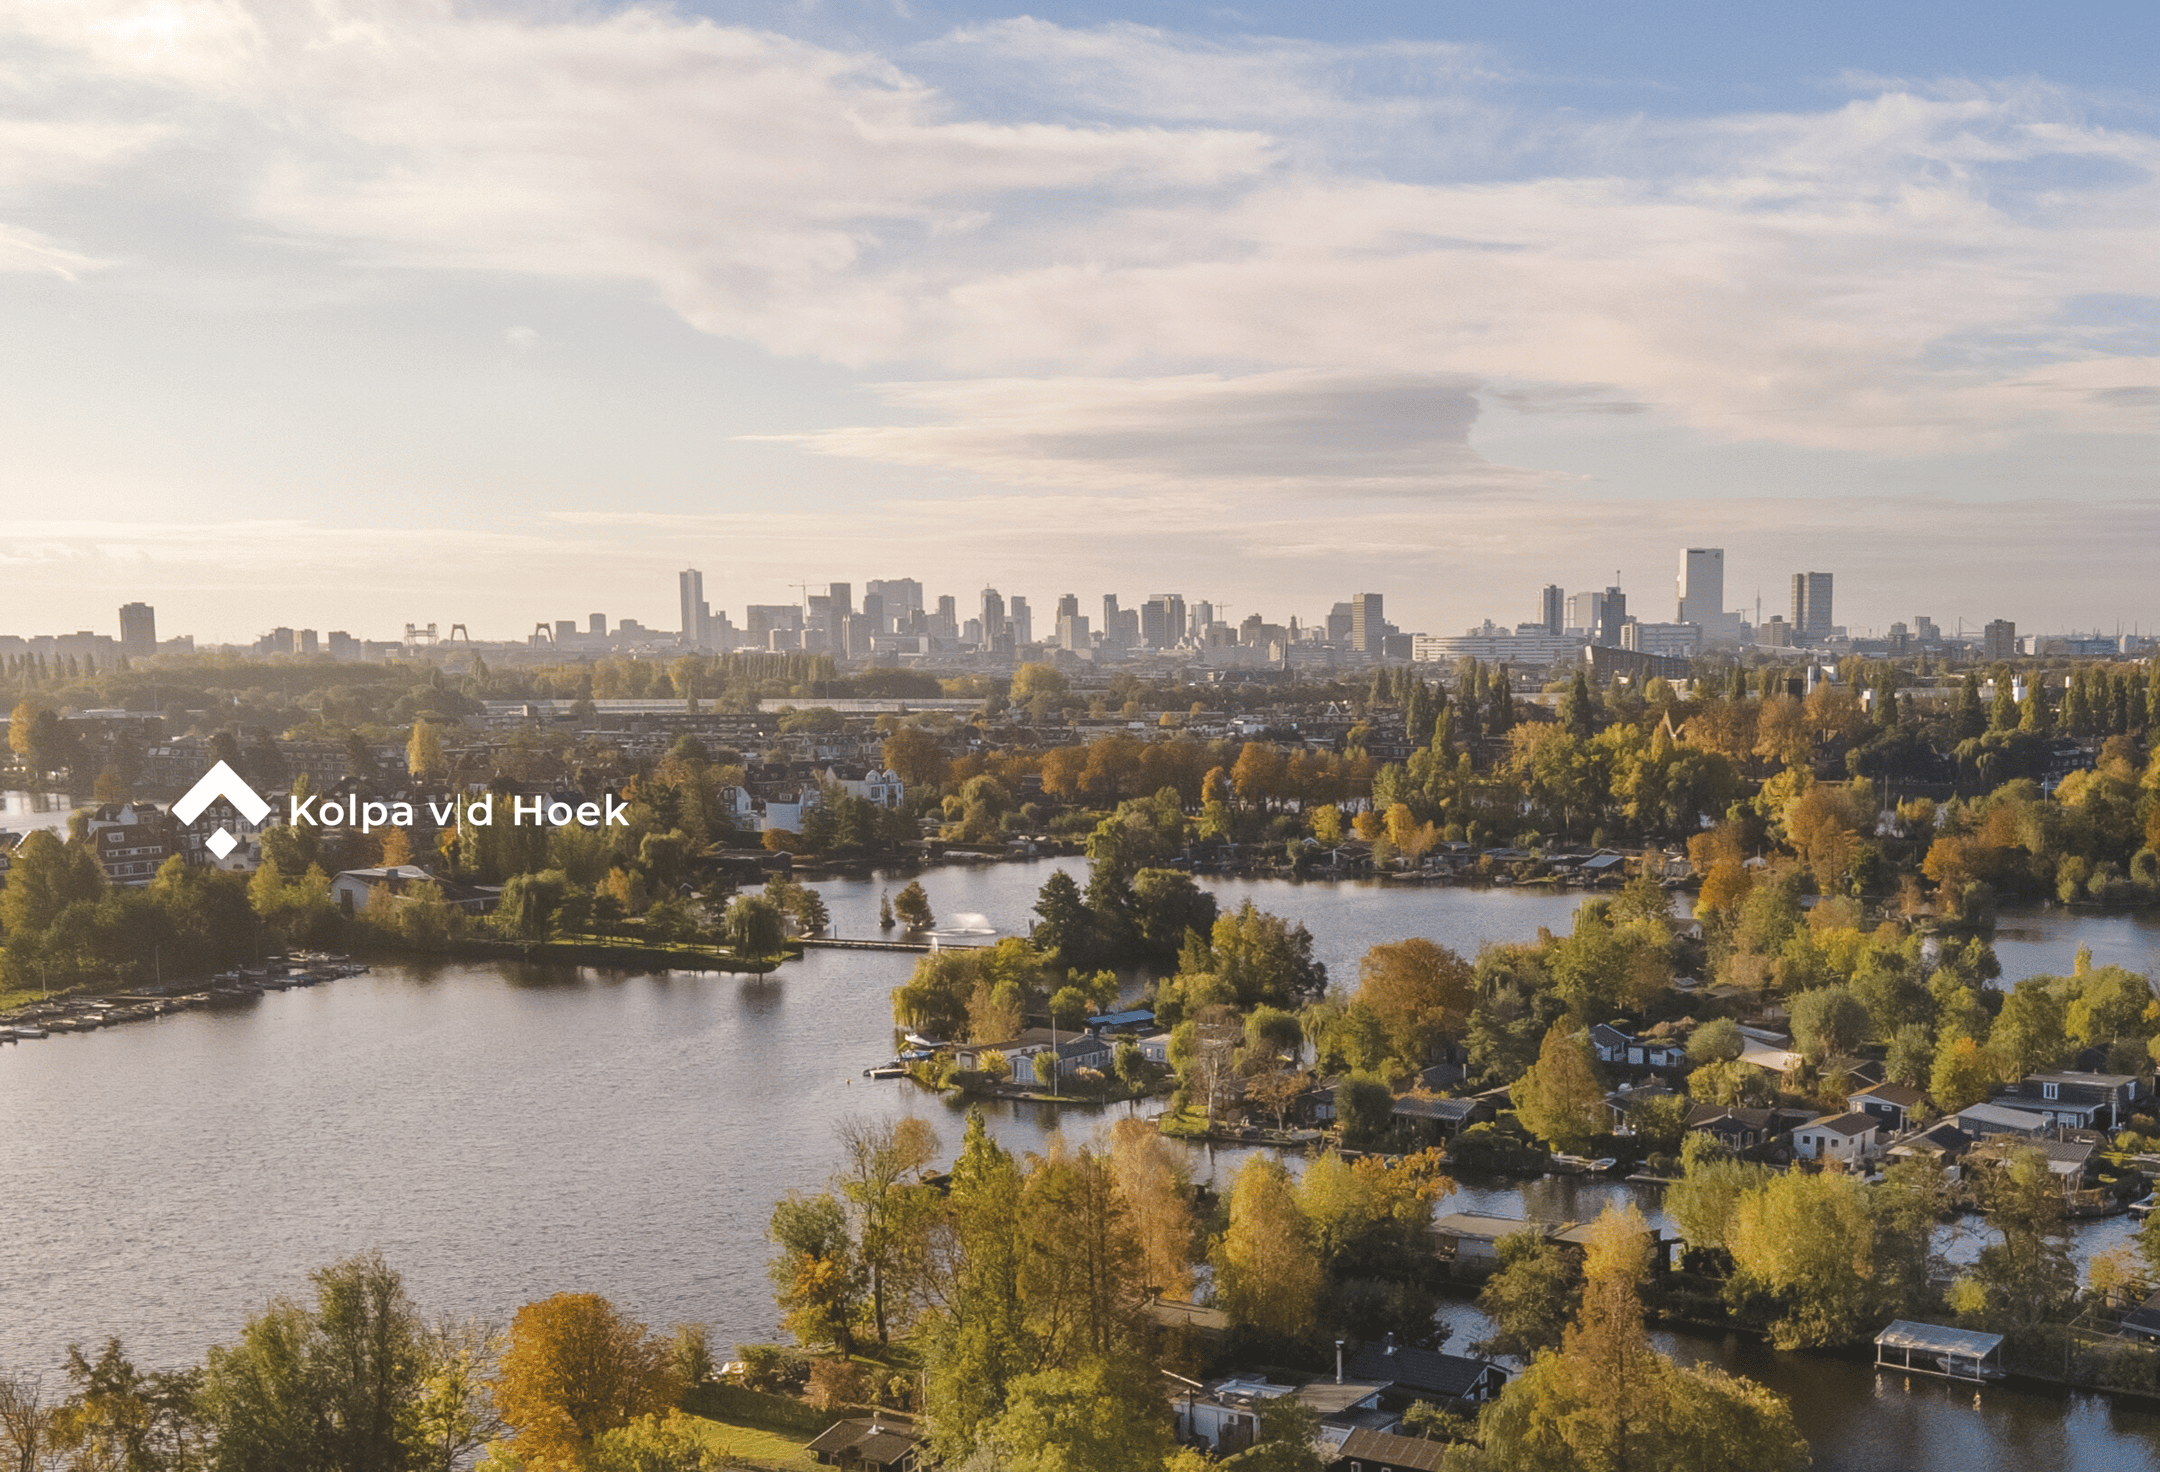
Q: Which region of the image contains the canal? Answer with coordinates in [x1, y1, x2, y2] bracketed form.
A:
[4, 860, 2159, 1468]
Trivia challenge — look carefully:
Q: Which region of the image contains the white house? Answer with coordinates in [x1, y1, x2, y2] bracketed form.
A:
[1792, 1112, 1880, 1165]
[824, 766, 906, 808]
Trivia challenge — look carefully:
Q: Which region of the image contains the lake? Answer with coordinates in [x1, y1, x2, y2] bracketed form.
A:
[4, 860, 2159, 1468]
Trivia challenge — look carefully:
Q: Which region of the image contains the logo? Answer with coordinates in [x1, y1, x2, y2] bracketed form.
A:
[173, 760, 274, 860]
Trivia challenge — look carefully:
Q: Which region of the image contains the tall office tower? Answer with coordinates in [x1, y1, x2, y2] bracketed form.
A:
[1327, 602, 1353, 643]
[1141, 594, 1185, 647]
[1100, 594, 1124, 651]
[589, 613, 607, 638]
[1983, 620, 2018, 661]
[1055, 593, 1079, 619]
[555, 621, 577, 643]
[677, 569, 704, 643]
[1350, 592, 1384, 655]
[1538, 585, 1564, 636]
[860, 593, 885, 633]
[118, 602, 156, 657]
[806, 594, 833, 650]
[1677, 548, 1724, 625]
[867, 579, 923, 621]
[1594, 587, 1628, 647]
[840, 615, 873, 659]
[1009, 597, 1032, 647]
[1914, 615, 1941, 645]
[1567, 589, 1604, 635]
[828, 583, 853, 618]
[933, 595, 958, 639]
[1192, 600, 1213, 635]
[1790, 572, 1834, 643]
[1057, 612, 1091, 650]
[980, 588, 1005, 648]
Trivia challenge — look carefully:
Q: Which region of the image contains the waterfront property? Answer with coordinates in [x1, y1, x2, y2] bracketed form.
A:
[1792, 1112, 1881, 1165]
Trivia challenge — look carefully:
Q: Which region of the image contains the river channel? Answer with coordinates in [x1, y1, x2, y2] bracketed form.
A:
[4, 860, 2160, 1468]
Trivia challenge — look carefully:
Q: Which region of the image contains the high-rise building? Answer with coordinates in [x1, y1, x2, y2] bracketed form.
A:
[1567, 590, 1603, 635]
[1677, 549, 1724, 626]
[1539, 585, 1564, 636]
[1057, 612, 1091, 651]
[1327, 602, 1353, 644]
[118, 602, 156, 657]
[555, 620, 577, 643]
[933, 595, 958, 639]
[1594, 587, 1628, 647]
[1192, 600, 1213, 635]
[677, 569, 703, 643]
[860, 593, 885, 633]
[1791, 572, 1834, 643]
[1140, 594, 1185, 649]
[867, 579, 923, 620]
[1100, 595, 1125, 652]
[980, 588, 1005, 649]
[1055, 593, 1079, 621]
[828, 583, 853, 618]
[589, 613, 607, 637]
[1983, 619, 2018, 661]
[746, 604, 803, 646]
[1009, 596, 1032, 647]
[1350, 592, 1384, 655]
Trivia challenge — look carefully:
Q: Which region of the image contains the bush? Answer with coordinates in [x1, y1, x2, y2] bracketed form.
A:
[806, 1357, 869, 1410]
[733, 1343, 808, 1393]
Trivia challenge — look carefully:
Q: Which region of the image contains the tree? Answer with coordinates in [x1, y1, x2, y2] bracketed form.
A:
[768, 1192, 863, 1353]
[1929, 1036, 1998, 1112]
[407, 720, 446, 780]
[0, 1370, 57, 1472]
[722, 893, 786, 963]
[1030, 871, 1093, 967]
[1726, 1171, 1880, 1348]
[1213, 1157, 1321, 1342]
[1476, 1206, 1806, 1472]
[894, 881, 935, 933]
[494, 1293, 678, 1470]
[1788, 985, 1868, 1062]
[1952, 1146, 2077, 1333]
[1474, 1230, 1578, 1361]
[989, 1362, 1172, 1472]
[413, 1318, 506, 1472]
[200, 1251, 426, 1472]
[834, 1115, 942, 1345]
[925, 1112, 1029, 1461]
[1687, 1017, 1743, 1063]
[1355, 938, 1475, 1068]
[1334, 1072, 1395, 1149]
[0, 829, 104, 936]
[1664, 1154, 1773, 1259]
[1108, 1117, 1196, 1299]
[50, 1339, 204, 1472]
[1511, 1026, 1606, 1154]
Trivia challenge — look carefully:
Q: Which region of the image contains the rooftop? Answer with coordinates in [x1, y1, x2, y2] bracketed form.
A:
[1875, 1321, 2004, 1359]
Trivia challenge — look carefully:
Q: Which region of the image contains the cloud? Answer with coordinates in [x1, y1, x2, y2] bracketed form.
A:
[756, 370, 1544, 492]
[0, 2, 2156, 475]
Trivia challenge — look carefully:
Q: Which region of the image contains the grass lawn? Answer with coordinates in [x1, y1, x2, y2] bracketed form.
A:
[681, 1414, 819, 1469]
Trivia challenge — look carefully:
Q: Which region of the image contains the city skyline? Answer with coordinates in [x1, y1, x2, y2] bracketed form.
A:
[0, 3, 2156, 642]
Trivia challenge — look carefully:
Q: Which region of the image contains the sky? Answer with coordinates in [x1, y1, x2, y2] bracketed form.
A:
[1, 0, 2156, 647]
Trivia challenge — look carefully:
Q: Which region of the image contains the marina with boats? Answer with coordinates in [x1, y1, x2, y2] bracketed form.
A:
[0, 953, 368, 1042]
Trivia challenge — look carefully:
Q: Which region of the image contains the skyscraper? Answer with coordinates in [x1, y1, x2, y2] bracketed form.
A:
[866, 579, 923, 621]
[1594, 586, 1628, 647]
[677, 569, 703, 644]
[1983, 619, 2018, 661]
[1791, 572, 1834, 643]
[1350, 592, 1383, 655]
[1539, 585, 1565, 636]
[118, 602, 156, 657]
[980, 588, 1005, 649]
[1677, 549, 1724, 626]
[828, 583, 853, 618]
[1008, 596, 1032, 647]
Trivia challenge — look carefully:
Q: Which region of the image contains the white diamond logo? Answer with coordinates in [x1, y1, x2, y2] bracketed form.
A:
[173, 760, 272, 866]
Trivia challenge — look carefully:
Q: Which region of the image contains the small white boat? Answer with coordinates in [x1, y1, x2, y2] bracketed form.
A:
[2130, 1196, 2156, 1220]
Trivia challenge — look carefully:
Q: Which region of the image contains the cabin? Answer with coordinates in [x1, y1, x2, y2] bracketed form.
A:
[1847, 1081, 1924, 1132]
[804, 1419, 921, 1470]
[1323, 1427, 1449, 1471]
[1431, 1213, 1545, 1268]
[1952, 1102, 2050, 1138]
[1344, 1340, 1509, 1409]
[1389, 1094, 1491, 1140]
[1885, 1120, 1973, 1168]
[1995, 1072, 2146, 1131]
[1589, 1023, 1687, 1071]
[1792, 1112, 1880, 1165]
